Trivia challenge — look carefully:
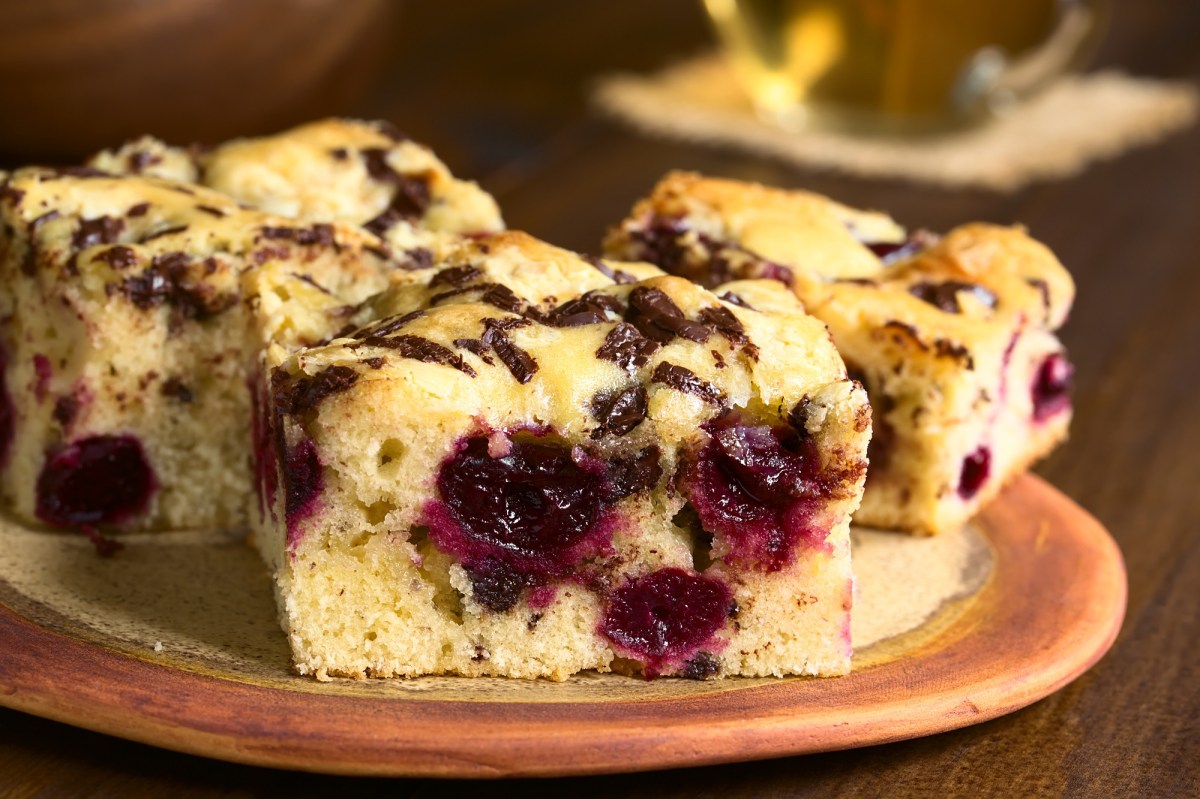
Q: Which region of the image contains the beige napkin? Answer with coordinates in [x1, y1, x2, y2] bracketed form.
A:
[594, 54, 1198, 191]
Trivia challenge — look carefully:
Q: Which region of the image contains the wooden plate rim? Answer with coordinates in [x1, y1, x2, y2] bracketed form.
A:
[0, 475, 1126, 778]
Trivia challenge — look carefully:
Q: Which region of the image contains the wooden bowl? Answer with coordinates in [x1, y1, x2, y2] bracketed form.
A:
[0, 0, 395, 161]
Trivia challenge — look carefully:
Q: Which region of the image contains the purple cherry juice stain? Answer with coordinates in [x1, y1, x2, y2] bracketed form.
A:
[283, 436, 323, 548]
[35, 435, 157, 527]
[599, 568, 732, 678]
[688, 421, 834, 571]
[1032, 353, 1073, 422]
[32, 354, 52, 402]
[0, 346, 13, 469]
[423, 434, 617, 609]
[958, 446, 991, 499]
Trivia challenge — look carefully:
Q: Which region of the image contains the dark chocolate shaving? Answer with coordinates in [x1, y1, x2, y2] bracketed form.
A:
[273, 365, 360, 415]
[651, 362, 726, 406]
[139, 225, 188, 243]
[429, 265, 483, 288]
[195, 204, 226, 218]
[95, 245, 138, 270]
[453, 338, 495, 365]
[482, 319, 538, 384]
[627, 286, 710, 344]
[908, 280, 997, 314]
[545, 291, 624, 327]
[127, 202, 151, 217]
[160, 377, 194, 403]
[368, 334, 477, 377]
[596, 323, 660, 374]
[261, 224, 335, 246]
[585, 255, 636, 284]
[606, 446, 663, 500]
[72, 216, 124, 250]
[114, 251, 236, 320]
[590, 385, 648, 439]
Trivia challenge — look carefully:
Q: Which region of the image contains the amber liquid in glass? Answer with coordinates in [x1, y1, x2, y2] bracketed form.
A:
[704, 0, 1061, 129]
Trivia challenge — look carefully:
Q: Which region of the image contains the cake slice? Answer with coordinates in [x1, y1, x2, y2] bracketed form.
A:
[0, 168, 396, 532]
[252, 237, 870, 680]
[88, 118, 505, 265]
[604, 172, 1074, 534]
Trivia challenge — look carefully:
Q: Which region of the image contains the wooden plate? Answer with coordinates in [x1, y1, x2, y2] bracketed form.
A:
[0, 475, 1125, 778]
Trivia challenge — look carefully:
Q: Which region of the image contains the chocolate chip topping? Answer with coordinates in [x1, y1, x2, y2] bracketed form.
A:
[697, 305, 759, 360]
[127, 150, 162, 172]
[329, 147, 349, 161]
[718, 291, 753, 310]
[627, 286, 710, 344]
[352, 310, 426, 343]
[607, 445, 664, 500]
[596, 323, 660, 374]
[274, 365, 360, 414]
[127, 202, 151, 217]
[395, 247, 434, 271]
[261, 224, 335, 246]
[360, 149, 432, 230]
[114, 252, 236, 320]
[863, 229, 939, 264]
[585, 255, 637, 284]
[453, 338, 495, 365]
[787, 397, 814, 438]
[369, 334, 477, 377]
[195, 204, 226, 218]
[72, 216, 125, 250]
[94, 245, 138, 270]
[139, 225, 188, 243]
[430, 282, 527, 315]
[362, 357, 386, 369]
[590, 385, 649, 439]
[374, 120, 409, 142]
[22, 210, 62, 275]
[651, 362, 726, 406]
[908, 280, 997, 314]
[482, 318, 538, 384]
[545, 292, 624, 327]
[430, 265, 483, 288]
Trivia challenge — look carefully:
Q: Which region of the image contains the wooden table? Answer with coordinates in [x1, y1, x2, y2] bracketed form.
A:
[2, 1, 1197, 795]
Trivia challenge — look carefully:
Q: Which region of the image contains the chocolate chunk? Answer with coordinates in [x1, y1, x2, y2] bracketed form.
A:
[467, 559, 533, 613]
[127, 202, 151, 217]
[607, 445, 664, 500]
[596, 323, 660, 374]
[545, 292, 623, 327]
[274, 365, 359, 415]
[352, 310, 425, 341]
[160, 377, 194, 403]
[864, 229, 939, 264]
[369, 334, 477, 377]
[453, 338, 495, 365]
[787, 397, 814, 438]
[651, 362, 725, 405]
[482, 319, 538, 384]
[329, 147, 349, 161]
[718, 291, 753, 309]
[396, 247, 434, 271]
[127, 150, 161, 172]
[585, 255, 636, 284]
[429, 265, 483, 288]
[362, 357, 386, 369]
[296, 273, 332, 295]
[679, 651, 721, 680]
[195, 204, 226, 218]
[361, 149, 431, 221]
[72, 216, 124, 250]
[116, 252, 236, 320]
[1026, 277, 1052, 318]
[697, 305, 758, 360]
[261, 224, 335, 246]
[908, 280, 997, 314]
[52, 395, 81, 428]
[94, 246, 138, 270]
[627, 287, 710, 344]
[429, 282, 527, 315]
[361, 148, 396, 182]
[139, 225, 188, 243]
[590, 385, 648, 439]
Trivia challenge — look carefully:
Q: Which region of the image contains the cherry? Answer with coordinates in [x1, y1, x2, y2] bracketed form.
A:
[36, 436, 157, 527]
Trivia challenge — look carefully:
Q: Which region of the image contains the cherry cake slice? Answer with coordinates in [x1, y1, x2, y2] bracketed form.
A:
[605, 172, 1074, 535]
[254, 234, 869, 680]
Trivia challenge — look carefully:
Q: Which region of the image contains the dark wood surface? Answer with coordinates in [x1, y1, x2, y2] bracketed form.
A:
[2, 0, 1197, 795]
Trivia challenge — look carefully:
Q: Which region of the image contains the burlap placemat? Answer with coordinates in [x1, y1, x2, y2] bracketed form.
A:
[594, 54, 1198, 191]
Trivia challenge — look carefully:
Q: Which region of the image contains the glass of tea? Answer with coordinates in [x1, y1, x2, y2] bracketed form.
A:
[702, 0, 1112, 133]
